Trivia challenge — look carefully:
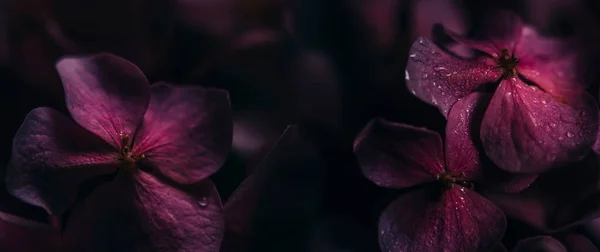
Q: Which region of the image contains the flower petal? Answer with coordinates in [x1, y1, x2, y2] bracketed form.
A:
[6, 107, 119, 215]
[354, 118, 442, 189]
[63, 170, 224, 252]
[444, 11, 523, 57]
[132, 83, 232, 185]
[411, 0, 467, 39]
[405, 37, 502, 117]
[513, 236, 567, 252]
[0, 217, 62, 252]
[516, 26, 588, 94]
[481, 78, 598, 173]
[379, 185, 506, 252]
[445, 92, 489, 177]
[485, 155, 600, 232]
[56, 53, 150, 148]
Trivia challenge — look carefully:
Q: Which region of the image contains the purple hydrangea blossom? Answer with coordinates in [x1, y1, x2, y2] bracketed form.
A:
[6, 53, 232, 251]
[405, 11, 599, 173]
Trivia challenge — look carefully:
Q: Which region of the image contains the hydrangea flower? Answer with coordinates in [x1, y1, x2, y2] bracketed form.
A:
[353, 93, 521, 251]
[512, 235, 597, 252]
[6, 53, 232, 251]
[405, 12, 599, 173]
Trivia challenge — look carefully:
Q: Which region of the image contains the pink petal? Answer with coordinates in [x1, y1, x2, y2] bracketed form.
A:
[63, 171, 224, 252]
[515, 26, 588, 94]
[445, 92, 489, 177]
[481, 78, 598, 173]
[222, 125, 297, 252]
[411, 0, 467, 39]
[513, 236, 567, 252]
[0, 217, 62, 252]
[405, 37, 502, 117]
[444, 11, 523, 57]
[354, 118, 442, 189]
[447, 92, 539, 192]
[6, 107, 119, 215]
[379, 186, 506, 252]
[485, 155, 600, 232]
[132, 83, 232, 185]
[56, 53, 150, 149]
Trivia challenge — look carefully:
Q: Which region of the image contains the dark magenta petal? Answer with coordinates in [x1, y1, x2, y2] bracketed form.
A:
[6, 107, 119, 215]
[0, 217, 62, 252]
[132, 83, 232, 185]
[411, 0, 467, 39]
[379, 185, 506, 252]
[515, 26, 588, 94]
[481, 78, 598, 173]
[64, 171, 224, 252]
[444, 11, 523, 57]
[445, 92, 488, 177]
[354, 118, 442, 189]
[512, 236, 567, 252]
[56, 53, 150, 149]
[405, 37, 502, 117]
[485, 155, 600, 232]
[561, 234, 599, 252]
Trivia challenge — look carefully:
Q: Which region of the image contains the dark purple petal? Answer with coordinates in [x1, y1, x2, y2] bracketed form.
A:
[447, 92, 539, 192]
[444, 11, 523, 57]
[354, 118, 442, 189]
[411, 0, 467, 39]
[6, 107, 119, 215]
[63, 170, 224, 252]
[516, 26, 588, 94]
[0, 217, 62, 252]
[405, 37, 502, 117]
[379, 185, 506, 252]
[512, 236, 567, 252]
[56, 53, 150, 148]
[132, 83, 232, 185]
[445, 92, 488, 177]
[560, 234, 598, 252]
[481, 78, 598, 173]
[485, 155, 600, 232]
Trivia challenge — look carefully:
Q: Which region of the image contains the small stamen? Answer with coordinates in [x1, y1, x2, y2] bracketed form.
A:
[436, 171, 474, 190]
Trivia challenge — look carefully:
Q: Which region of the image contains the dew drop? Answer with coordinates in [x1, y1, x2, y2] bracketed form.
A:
[550, 123, 557, 128]
[410, 89, 416, 95]
[441, 92, 445, 95]
[537, 140, 544, 144]
[198, 197, 209, 208]
[434, 66, 447, 71]
[409, 53, 417, 58]
[405, 70, 410, 80]
[558, 136, 565, 141]
[567, 132, 575, 138]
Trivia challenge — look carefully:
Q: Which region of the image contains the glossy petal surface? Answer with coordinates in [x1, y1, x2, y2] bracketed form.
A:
[132, 83, 232, 185]
[515, 26, 587, 94]
[379, 185, 506, 252]
[485, 155, 600, 232]
[481, 78, 598, 173]
[6, 107, 119, 215]
[513, 236, 566, 252]
[354, 118, 442, 189]
[56, 53, 150, 148]
[445, 92, 487, 177]
[405, 38, 502, 117]
[64, 171, 224, 252]
[448, 92, 538, 192]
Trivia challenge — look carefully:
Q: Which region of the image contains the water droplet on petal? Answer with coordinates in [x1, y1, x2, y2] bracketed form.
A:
[409, 53, 417, 58]
[558, 136, 565, 141]
[537, 140, 544, 144]
[550, 123, 557, 128]
[198, 197, 209, 208]
[567, 132, 575, 138]
[405, 70, 410, 80]
[434, 66, 447, 71]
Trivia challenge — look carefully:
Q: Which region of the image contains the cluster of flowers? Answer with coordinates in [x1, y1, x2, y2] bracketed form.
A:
[355, 11, 600, 252]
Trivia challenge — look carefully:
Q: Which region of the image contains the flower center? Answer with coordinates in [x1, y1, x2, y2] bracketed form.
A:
[497, 48, 519, 77]
[117, 132, 145, 168]
[435, 171, 474, 190]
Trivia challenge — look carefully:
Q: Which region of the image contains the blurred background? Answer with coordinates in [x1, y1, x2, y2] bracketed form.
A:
[1, 0, 600, 251]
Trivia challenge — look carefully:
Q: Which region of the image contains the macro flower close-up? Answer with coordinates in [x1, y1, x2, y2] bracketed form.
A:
[2, 0, 600, 251]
